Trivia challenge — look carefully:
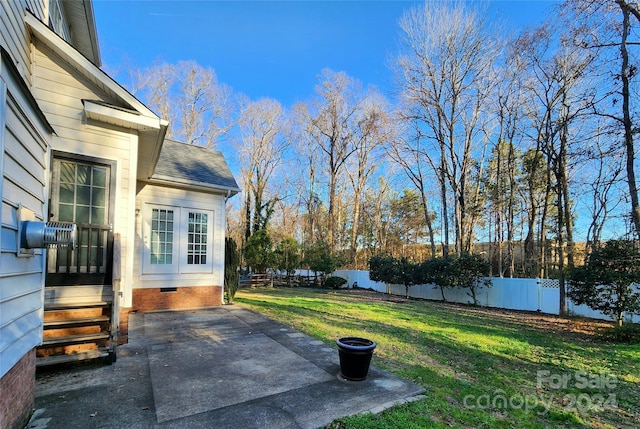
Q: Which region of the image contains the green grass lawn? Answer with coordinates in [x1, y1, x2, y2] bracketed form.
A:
[235, 287, 640, 429]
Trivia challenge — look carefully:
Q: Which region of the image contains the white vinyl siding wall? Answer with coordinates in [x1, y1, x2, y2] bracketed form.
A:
[0, 54, 50, 378]
[135, 184, 226, 289]
[0, 0, 47, 87]
[32, 40, 139, 307]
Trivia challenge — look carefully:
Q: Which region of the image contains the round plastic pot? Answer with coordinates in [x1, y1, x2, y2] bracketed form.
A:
[336, 337, 376, 381]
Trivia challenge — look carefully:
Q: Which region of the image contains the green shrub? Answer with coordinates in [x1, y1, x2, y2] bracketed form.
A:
[602, 323, 640, 343]
[243, 229, 274, 273]
[568, 239, 640, 327]
[224, 237, 240, 303]
[324, 276, 348, 289]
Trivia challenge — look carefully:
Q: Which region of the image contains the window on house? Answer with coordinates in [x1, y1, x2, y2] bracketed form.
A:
[187, 212, 207, 265]
[150, 209, 174, 265]
[143, 205, 213, 275]
[48, 0, 71, 42]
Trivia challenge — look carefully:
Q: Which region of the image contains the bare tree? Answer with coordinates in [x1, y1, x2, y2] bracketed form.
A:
[237, 98, 290, 237]
[562, 0, 640, 237]
[362, 178, 394, 255]
[291, 102, 323, 245]
[395, 0, 501, 255]
[294, 69, 364, 251]
[132, 62, 175, 127]
[131, 61, 234, 148]
[484, 40, 529, 277]
[516, 23, 596, 314]
[174, 62, 234, 148]
[581, 128, 626, 258]
[386, 121, 438, 257]
[344, 91, 391, 265]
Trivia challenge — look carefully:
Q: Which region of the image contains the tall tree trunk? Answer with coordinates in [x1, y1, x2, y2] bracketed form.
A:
[507, 141, 516, 277]
[619, 4, 640, 237]
[439, 156, 450, 257]
[244, 192, 252, 240]
[328, 165, 337, 250]
[419, 192, 437, 257]
[350, 190, 361, 265]
[557, 184, 567, 316]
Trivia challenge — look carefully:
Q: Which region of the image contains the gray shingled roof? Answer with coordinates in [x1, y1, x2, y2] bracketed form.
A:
[152, 139, 240, 193]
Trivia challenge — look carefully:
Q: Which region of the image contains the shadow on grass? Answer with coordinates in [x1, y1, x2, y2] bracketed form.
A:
[237, 288, 640, 429]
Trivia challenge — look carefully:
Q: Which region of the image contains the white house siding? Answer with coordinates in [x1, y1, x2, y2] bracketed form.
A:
[0, 53, 50, 378]
[134, 184, 226, 290]
[31, 40, 139, 307]
[0, 0, 47, 87]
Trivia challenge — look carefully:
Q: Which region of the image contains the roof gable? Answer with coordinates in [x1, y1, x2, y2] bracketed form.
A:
[151, 140, 240, 195]
[25, 11, 168, 180]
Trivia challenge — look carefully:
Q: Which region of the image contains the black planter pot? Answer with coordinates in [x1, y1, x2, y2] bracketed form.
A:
[336, 337, 376, 381]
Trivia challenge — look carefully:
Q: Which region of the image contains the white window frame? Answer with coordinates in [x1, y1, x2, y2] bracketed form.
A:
[48, 0, 71, 42]
[142, 204, 214, 275]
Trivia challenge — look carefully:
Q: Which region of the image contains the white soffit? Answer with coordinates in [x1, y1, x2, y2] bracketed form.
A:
[83, 100, 160, 131]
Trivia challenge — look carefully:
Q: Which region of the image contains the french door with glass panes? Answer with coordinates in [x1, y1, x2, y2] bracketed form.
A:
[142, 205, 214, 275]
[46, 157, 114, 285]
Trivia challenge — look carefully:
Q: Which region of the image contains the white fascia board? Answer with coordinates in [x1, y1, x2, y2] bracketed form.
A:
[149, 175, 241, 195]
[81, 0, 102, 67]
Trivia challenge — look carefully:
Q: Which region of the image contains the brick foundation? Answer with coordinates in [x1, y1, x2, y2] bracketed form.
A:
[0, 350, 35, 429]
[132, 286, 223, 312]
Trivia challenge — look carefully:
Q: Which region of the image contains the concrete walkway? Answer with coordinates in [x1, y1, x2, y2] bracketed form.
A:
[29, 305, 425, 428]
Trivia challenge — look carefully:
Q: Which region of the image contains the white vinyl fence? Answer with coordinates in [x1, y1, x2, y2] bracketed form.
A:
[332, 270, 639, 324]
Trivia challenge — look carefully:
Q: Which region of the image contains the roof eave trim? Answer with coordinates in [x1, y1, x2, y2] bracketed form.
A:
[83, 100, 161, 131]
[82, 0, 102, 67]
[149, 120, 169, 178]
[24, 12, 157, 119]
[148, 174, 241, 195]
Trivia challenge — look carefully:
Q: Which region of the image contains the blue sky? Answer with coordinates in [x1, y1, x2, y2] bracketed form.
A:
[93, 1, 558, 107]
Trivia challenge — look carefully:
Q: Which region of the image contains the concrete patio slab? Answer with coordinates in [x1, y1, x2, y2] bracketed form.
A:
[149, 333, 334, 422]
[30, 305, 425, 429]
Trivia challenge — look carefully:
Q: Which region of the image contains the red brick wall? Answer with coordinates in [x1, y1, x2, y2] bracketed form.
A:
[0, 350, 35, 429]
[132, 286, 223, 312]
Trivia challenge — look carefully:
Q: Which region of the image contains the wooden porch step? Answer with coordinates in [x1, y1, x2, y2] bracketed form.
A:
[41, 331, 110, 346]
[36, 349, 110, 367]
[44, 315, 110, 328]
[44, 301, 111, 311]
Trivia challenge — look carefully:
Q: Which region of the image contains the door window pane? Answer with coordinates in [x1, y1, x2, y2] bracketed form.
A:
[60, 161, 75, 183]
[187, 212, 208, 265]
[93, 167, 107, 187]
[76, 206, 90, 223]
[59, 183, 75, 203]
[76, 185, 91, 205]
[58, 204, 74, 222]
[150, 208, 174, 265]
[56, 161, 109, 225]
